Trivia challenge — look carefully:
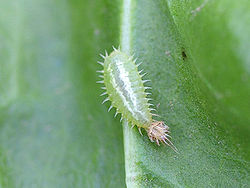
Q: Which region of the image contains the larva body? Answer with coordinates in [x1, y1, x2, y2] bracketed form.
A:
[97, 48, 177, 152]
[104, 51, 152, 128]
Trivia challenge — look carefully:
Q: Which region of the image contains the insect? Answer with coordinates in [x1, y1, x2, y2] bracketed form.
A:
[97, 47, 177, 152]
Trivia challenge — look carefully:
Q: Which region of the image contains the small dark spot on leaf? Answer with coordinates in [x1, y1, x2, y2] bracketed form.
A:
[181, 48, 187, 60]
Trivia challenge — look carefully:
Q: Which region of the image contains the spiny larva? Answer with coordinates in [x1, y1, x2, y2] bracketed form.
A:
[97, 47, 177, 152]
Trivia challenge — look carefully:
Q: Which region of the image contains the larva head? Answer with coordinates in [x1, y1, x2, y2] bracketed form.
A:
[104, 50, 128, 67]
[147, 121, 178, 153]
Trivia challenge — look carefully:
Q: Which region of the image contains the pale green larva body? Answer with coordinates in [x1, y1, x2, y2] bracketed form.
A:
[104, 50, 152, 128]
[97, 47, 177, 152]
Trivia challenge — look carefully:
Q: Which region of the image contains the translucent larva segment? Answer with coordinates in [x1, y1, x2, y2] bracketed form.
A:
[104, 50, 152, 128]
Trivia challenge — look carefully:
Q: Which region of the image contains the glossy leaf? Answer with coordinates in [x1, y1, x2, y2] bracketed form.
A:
[121, 0, 250, 187]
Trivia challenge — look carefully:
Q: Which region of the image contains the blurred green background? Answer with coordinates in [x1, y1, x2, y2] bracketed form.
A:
[0, 0, 249, 187]
[0, 0, 124, 187]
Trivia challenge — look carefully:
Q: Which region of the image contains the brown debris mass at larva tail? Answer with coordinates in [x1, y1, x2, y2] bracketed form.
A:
[146, 121, 178, 153]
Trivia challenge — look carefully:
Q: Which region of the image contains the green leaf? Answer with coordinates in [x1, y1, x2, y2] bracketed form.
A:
[1, 0, 249, 187]
[121, 0, 250, 187]
[0, 0, 125, 187]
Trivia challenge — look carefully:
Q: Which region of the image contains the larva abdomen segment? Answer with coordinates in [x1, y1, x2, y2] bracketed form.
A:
[103, 50, 152, 128]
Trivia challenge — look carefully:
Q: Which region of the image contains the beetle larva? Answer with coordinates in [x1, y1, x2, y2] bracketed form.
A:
[97, 47, 177, 152]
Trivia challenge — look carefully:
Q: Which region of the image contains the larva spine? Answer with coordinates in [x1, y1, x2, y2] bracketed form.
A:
[97, 47, 177, 152]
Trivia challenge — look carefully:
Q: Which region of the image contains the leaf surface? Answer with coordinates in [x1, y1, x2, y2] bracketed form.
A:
[121, 0, 250, 187]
